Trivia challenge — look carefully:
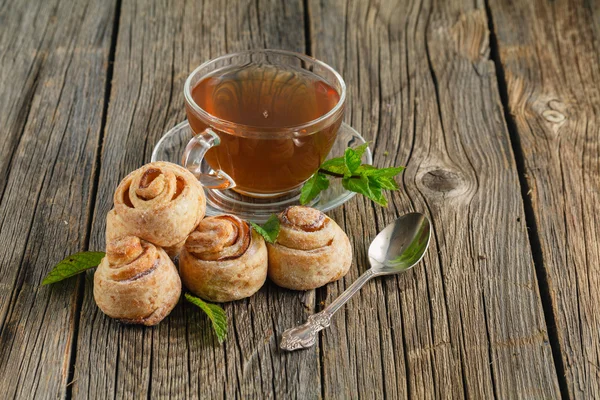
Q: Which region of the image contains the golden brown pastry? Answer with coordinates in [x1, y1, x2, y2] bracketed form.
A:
[94, 236, 182, 325]
[106, 161, 206, 257]
[267, 206, 352, 290]
[179, 215, 268, 302]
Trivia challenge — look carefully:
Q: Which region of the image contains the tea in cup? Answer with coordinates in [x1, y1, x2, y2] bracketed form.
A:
[183, 50, 346, 197]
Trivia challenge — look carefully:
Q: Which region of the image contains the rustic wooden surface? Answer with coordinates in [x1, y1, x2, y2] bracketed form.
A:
[0, 0, 596, 398]
[311, 0, 560, 398]
[488, 0, 600, 397]
[0, 0, 116, 397]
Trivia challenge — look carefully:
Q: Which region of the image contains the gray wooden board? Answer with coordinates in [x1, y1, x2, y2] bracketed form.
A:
[310, 0, 560, 398]
[0, 0, 116, 398]
[488, 0, 600, 397]
[71, 0, 321, 398]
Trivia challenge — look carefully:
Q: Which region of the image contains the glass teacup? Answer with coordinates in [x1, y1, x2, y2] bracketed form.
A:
[183, 49, 346, 198]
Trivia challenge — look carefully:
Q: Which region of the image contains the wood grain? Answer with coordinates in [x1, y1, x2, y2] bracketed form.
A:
[0, 0, 588, 397]
[0, 0, 116, 397]
[488, 0, 600, 397]
[71, 0, 321, 398]
[310, 0, 561, 398]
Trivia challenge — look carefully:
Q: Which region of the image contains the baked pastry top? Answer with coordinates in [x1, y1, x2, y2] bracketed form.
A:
[267, 206, 352, 290]
[179, 215, 268, 302]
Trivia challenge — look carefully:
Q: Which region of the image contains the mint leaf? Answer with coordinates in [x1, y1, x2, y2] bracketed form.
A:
[352, 142, 370, 159]
[261, 214, 281, 241]
[342, 176, 388, 207]
[365, 176, 389, 205]
[344, 147, 362, 175]
[342, 176, 373, 199]
[354, 164, 377, 174]
[42, 251, 105, 285]
[250, 214, 281, 243]
[370, 175, 400, 190]
[322, 143, 369, 176]
[299, 172, 329, 205]
[185, 293, 228, 344]
[301, 143, 403, 208]
[320, 157, 347, 175]
[358, 165, 404, 178]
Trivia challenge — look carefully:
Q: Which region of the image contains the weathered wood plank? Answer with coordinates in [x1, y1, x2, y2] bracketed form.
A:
[0, 0, 116, 397]
[488, 0, 600, 397]
[72, 0, 320, 398]
[310, 0, 561, 398]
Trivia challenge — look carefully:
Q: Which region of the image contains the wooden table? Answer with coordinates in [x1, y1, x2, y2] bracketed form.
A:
[1, 0, 598, 398]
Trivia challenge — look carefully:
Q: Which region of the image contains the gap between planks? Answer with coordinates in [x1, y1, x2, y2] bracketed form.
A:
[64, 0, 124, 398]
[482, 1, 569, 399]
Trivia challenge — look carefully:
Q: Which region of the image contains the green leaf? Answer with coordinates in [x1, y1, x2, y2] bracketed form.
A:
[357, 165, 405, 178]
[352, 142, 370, 159]
[344, 147, 362, 175]
[249, 214, 281, 243]
[320, 157, 347, 175]
[354, 164, 377, 174]
[42, 251, 105, 285]
[342, 176, 388, 207]
[185, 293, 228, 344]
[321, 144, 369, 176]
[370, 175, 400, 190]
[299, 172, 330, 205]
[365, 177, 388, 206]
[302, 143, 403, 208]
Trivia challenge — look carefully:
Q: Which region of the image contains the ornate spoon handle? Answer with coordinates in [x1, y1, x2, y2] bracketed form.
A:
[280, 269, 375, 351]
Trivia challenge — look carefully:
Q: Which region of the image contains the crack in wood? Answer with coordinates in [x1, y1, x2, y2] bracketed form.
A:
[483, 1, 570, 398]
[65, 0, 123, 399]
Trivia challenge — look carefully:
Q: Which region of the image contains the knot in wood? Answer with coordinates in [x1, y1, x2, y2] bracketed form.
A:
[542, 109, 565, 123]
[421, 169, 463, 193]
[537, 99, 567, 125]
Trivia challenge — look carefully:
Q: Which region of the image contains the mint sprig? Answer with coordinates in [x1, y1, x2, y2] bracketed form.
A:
[301, 144, 404, 206]
[249, 214, 281, 243]
[300, 172, 329, 205]
[42, 251, 105, 285]
[185, 293, 228, 344]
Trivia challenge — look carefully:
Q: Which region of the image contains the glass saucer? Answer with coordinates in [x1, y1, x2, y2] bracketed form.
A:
[151, 121, 372, 223]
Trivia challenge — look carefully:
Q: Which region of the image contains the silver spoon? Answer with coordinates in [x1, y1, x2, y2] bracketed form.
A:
[280, 212, 431, 351]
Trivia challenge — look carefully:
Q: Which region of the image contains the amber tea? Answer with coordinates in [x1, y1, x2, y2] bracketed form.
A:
[186, 63, 343, 195]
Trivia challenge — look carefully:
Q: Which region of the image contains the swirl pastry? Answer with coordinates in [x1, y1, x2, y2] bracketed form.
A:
[94, 236, 182, 325]
[179, 215, 268, 302]
[106, 161, 206, 257]
[267, 206, 352, 290]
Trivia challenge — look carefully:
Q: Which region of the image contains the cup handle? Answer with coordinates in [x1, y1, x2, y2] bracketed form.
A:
[182, 128, 236, 189]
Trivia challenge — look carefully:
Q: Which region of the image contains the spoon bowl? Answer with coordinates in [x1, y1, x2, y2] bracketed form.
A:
[368, 213, 431, 275]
